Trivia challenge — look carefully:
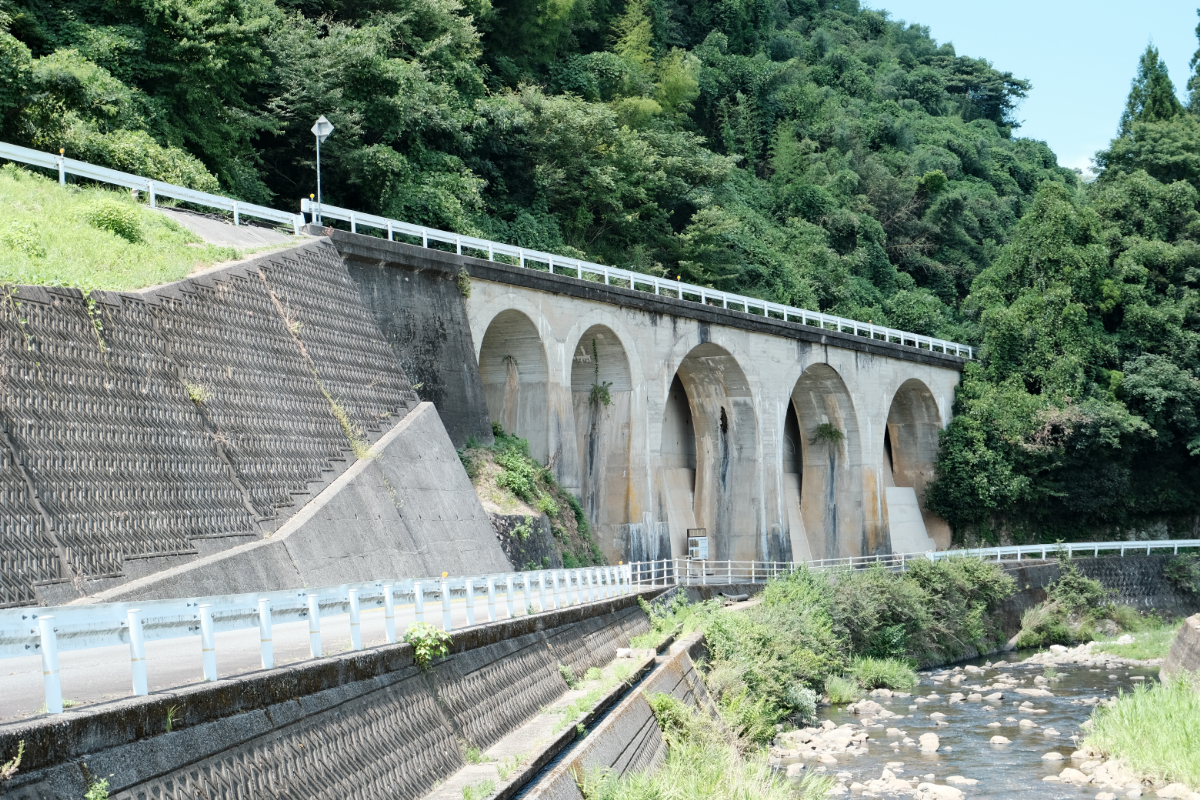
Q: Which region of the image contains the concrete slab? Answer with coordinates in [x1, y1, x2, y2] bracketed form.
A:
[155, 207, 300, 248]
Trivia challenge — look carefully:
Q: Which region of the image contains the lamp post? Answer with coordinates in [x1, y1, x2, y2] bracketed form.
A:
[311, 115, 334, 224]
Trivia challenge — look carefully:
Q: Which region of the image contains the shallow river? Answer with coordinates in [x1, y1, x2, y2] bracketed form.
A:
[811, 651, 1161, 798]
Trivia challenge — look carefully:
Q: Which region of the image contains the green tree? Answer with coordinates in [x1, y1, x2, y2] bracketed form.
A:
[1120, 44, 1183, 136]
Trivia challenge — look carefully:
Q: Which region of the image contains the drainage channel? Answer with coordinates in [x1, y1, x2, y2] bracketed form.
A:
[508, 655, 663, 799]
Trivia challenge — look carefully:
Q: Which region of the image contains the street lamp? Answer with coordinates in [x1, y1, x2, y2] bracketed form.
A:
[311, 115, 334, 224]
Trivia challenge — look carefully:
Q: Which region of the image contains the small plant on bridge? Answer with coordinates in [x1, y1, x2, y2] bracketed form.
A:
[812, 423, 844, 447]
[588, 339, 612, 407]
[405, 622, 452, 668]
[456, 270, 472, 297]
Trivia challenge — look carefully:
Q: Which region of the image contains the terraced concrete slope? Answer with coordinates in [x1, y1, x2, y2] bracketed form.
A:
[0, 238, 509, 606]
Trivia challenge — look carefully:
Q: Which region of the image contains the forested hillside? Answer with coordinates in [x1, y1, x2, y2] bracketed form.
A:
[1, 0, 1197, 542]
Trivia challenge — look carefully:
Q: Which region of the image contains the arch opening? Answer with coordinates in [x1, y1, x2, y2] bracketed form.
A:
[884, 378, 950, 551]
[658, 343, 762, 562]
[570, 326, 634, 560]
[790, 364, 867, 559]
[478, 310, 549, 463]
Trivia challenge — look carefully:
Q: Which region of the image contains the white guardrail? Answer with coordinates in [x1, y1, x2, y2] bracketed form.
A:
[0, 139, 974, 358]
[0, 141, 306, 234]
[7, 540, 1197, 716]
[301, 198, 974, 359]
[1, 565, 632, 715]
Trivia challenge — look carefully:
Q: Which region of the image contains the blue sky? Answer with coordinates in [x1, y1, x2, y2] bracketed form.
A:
[867, 0, 1199, 175]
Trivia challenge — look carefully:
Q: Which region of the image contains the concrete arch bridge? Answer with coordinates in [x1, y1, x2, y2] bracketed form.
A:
[340, 233, 965, 567]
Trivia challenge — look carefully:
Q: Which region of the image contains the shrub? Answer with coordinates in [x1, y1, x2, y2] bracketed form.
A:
[536, 492, 559, 517]
[824, 674, 860, 704]
[1165, 555, 1200, 594]
[404, 622, 452, 668]
[848, 656, 917, 690]
[785, 684, 818, 726]
[81, 197, 142, 242]
[559, 663, 578, 688]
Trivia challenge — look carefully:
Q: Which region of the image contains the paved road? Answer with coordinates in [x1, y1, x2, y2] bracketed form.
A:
[0, 596, 575, 722]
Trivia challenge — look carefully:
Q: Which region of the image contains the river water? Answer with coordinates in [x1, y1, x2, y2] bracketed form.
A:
[810, 651, 1161, 798]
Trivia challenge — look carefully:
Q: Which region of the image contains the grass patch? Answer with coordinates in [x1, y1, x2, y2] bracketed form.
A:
[629, 593, 720, 650]
[581, 693, 830, 800]
[847, 656, 918, 690]
[824, 674, 860, 704]
[462, 778, 495, 800]
[0, 164, 242, 290]
[551, 663, 635, 733]
[1093, 620, 1181, 661]
[1085, 675, 1200, 788]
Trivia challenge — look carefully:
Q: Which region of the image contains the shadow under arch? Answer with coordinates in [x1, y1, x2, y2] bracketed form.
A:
[790, 363, 865, 560]
[884, 377, 950, 551]
[659, 342, 761, 561]
[478, 309, 549, 463]
[570, 325, 634, 557]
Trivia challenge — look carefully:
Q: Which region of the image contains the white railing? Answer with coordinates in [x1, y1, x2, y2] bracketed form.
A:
[300, 198, 974, 360]
[0, 141, 306, 234]
[0, 564, 632, 715]
[629, 539, 1200, 588]
[0, 140, 975, 359]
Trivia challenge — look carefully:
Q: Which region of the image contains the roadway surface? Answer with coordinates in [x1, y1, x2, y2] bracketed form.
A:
[0, 596, 576, 722]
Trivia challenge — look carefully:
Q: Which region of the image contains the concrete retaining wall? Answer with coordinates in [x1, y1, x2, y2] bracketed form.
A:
[0, 239, 511, 606]
[526, 631, 718, 800]
[1163, 614, 1200, 678]
[0, 593, 654, 799]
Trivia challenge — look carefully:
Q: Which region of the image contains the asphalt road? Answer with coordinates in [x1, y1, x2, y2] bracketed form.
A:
[0, 596, 559, 722]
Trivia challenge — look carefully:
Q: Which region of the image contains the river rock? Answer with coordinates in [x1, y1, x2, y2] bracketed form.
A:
[964, 665, 984, 675]
[818, 754, 838, 765]
[984, 692, 1004, 702]
[786, 764, 805, 778]
[929, 712, 947, 719]
[1059, 768, 1091, 785]
[915, 782, 964, 800]
[945, 776, 979, 786]
[1096, 793, 1115, 800]
[1116, 634, 1134, 645]
[886, 727, 903, 737]
[1050, 645, 1068, 654]
[870, 688, 894, 698]
[848, 699, 886, 716]
[1155, 784, 1196, 798]
[1043, 728, 1059, 736]
[986, 722, 1001, 727]
[1042, 752, 1065, 761]
[1019, 719, 1038, 728]
[918, 733, 940, 752]
[1016, 688, 1054, 697]
[990, 735, 1011, 744]
[966, 693, 982, 702]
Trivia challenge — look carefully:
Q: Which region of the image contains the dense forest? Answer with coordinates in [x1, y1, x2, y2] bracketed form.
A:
[0, 0, 1198, 542]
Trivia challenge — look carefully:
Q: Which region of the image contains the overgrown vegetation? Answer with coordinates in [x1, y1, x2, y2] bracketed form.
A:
[0, 739, 22, 782]
[1165, 554, 1200, 594]
[459, 424, 605, 567]
[3, 0, 1199, 536]
[1091, 620, 1181, 661]
[581, 693, 830, 800]
[1085, 674, 1200, 788]
[645, 559, 1014, 744]
[0, 164, 237, 289]
[1014, 558, 1163, 649]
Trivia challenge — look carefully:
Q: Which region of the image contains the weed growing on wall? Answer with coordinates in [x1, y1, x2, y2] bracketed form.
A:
[404, 622, 452, 669]
[812, 423, 844, 447]
[84, 778, 110, 800]
[1015, 558, 1130, 648]
[456, 270, 471, 298]
[461, 778, 494, 800]
[0, 740, 23, 781]
[588, 339, 612, 408]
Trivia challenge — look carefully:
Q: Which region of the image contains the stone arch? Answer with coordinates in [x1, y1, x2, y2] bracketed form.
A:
[570, 325, 634, 556]
[478, 309, 550, 463]
[790, 363, 865, 559]
[659, 343, 760, 561]
[884, 378, 950, 551]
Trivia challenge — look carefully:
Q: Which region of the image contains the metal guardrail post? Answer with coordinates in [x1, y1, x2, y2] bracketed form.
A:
[257, 599, 274, 669]
[507, 576, 516, 617]
[348, 589, 362, 650]
[199, 604, 217, 681]
[148, 180, 156, 208]
[383, 586, 396, 643]
[128, 609, 148, 696]
[441, 579, 453, 632]
[464, 579, 476, 626]
[307, 594, 322, 657]
[539, 573, 549, 612]
[39, 616, 62, 714]
[728, 560, 732, 584]
[56, 153, 65, 185]
[523, 575, 533, 613]
[414, 582, 425, 623]
[572, 570, 583, 605]
[486, 578, 497, 622]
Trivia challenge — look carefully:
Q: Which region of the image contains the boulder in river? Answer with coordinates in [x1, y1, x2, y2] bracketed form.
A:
[915, 782, 964, 800]
[989, 735, 1011, 744]
[1041, 752, 1065, 761]
[918, 733, 940, 752]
